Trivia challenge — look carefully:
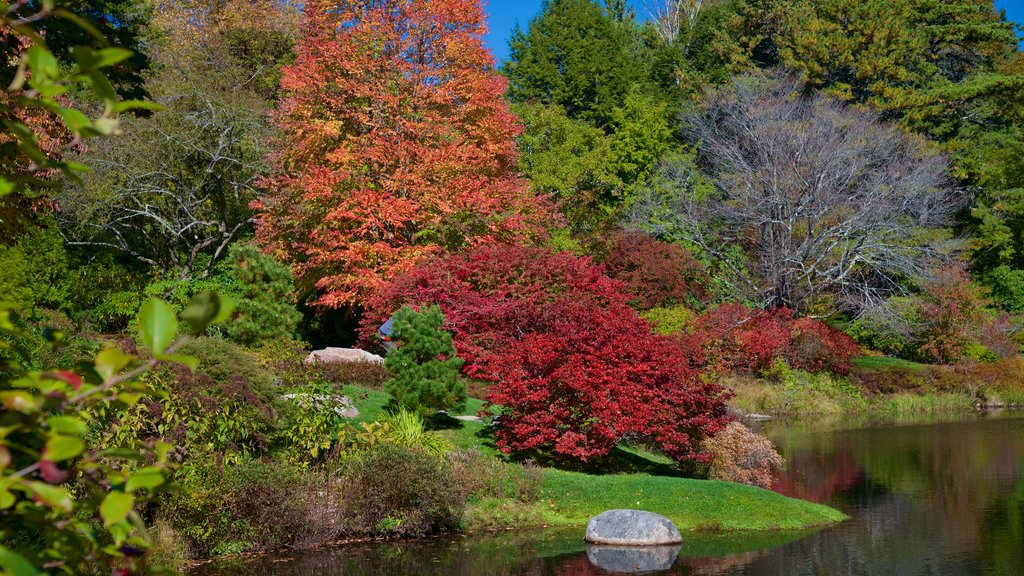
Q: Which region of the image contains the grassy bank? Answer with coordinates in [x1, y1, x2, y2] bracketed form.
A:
[728, 356, 1024, 421]
[540, 470, 846, 530]
[346, 385, 848, 533]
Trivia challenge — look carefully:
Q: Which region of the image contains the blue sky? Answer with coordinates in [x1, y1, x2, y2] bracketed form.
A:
[483, 0, 1024, 64]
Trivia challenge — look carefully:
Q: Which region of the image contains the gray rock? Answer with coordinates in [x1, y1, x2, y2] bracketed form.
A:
[584, 509, 683, 546]
[586, 544, 681, 573]
[304, 347, 383, 365]
[282, 393, 359, 419]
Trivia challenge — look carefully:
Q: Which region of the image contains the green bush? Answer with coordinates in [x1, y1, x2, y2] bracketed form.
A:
[0, 224, 70, 311]
[99, 243, 301, 346]
[221, 243, 301, 346]
[964, 342, 999, 363]
[640, 305, 696, 335]
[92, 337, 288, 467]
[338, 444, 464, 537]
[384, 305, 466, 417]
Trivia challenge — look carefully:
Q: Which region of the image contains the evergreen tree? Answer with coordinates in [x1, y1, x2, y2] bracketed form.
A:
[384, 306, 466, 418]
[503, 0, 648, 127]
[222, 244, 301, 347]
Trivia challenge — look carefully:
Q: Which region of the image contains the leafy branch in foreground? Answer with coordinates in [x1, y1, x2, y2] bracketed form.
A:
[0, 291, 233, 575]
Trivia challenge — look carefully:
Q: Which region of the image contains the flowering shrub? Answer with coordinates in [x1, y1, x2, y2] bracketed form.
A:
[598, 231, 708, 310]
[363, 244, 730, 464]
[692, 304, 860, 374]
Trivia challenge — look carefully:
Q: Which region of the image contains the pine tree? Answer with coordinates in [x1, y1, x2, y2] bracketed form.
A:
[384, 305, 466, 418]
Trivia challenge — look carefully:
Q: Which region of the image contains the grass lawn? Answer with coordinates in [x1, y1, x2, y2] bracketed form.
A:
[541, 470, 847, 530]
[852, 355, 928, 371]
[343, 385, 848, 532]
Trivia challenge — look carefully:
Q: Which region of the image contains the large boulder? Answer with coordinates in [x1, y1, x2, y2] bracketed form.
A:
[304, 347, 383, 365]
[586, 544, 681, 573]
[584, 509, 683, 546]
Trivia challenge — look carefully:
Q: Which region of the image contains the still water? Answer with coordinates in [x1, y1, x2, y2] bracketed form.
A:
[193, 412, 1024, 575]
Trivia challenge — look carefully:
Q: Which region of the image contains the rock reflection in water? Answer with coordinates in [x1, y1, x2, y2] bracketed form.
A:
[585, 544, 680, 573]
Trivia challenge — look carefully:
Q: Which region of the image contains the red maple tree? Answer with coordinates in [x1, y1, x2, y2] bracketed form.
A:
[254, 0, 555, 307]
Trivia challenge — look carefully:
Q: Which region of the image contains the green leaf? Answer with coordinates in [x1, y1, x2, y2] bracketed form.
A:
[44, 435, 85, 462]
[26, 44, 59, 82]
[181, 291, 235, 335]
[94, 346, 134, 381]
[154, 353, 198, 371]
[46, 416, 88, 436]
[111, 99, 163, 114]
[125, 467, 165, 492]
[27, 482, 72, 512]
[94, 48, 133, 68]
[0, 545, 38, 576]
[138, 298, 177, 355]
[0, 178, 15, 197]
[99, 491, 134, 527]
[0, 487, 14, 510]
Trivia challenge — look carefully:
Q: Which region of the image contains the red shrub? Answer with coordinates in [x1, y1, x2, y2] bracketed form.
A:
[482, 298, 729, 462]
[786, 317, 862, 374]
[599, 231, 709, 310]
[361, 244, 630, 376]
[362, 244, 730, 463]
[692, 304, 859, 375]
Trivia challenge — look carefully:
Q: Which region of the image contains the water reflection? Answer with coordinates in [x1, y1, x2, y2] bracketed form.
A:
[192, 413, 1024, 576]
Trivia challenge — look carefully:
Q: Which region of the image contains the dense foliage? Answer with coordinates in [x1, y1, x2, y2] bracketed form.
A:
[692, 304, 862, 375]
[364, 244, 730, 463]
[256, 0, 555, 307]
[384, 306, 466, 417]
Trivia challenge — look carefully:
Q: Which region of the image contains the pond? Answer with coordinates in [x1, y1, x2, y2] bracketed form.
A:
[192, 412, 1024, 575]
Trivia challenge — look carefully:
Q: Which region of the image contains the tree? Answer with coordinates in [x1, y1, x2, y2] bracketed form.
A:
[513, 102, 621, 232]
[256, 0, 554, 308]
[57, 91, 269, 277]
[362, 244, 730, 465]
[503, 0, 648, 127]
[384, 305, 466, 418]
[629, 75, 963, 313]
[221, 243, 301, 347]
[598, 231, 708, 310]
[56, 0, 294, 279]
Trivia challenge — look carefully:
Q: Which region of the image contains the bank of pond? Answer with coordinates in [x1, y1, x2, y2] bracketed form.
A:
[192, 410, 1024, 576]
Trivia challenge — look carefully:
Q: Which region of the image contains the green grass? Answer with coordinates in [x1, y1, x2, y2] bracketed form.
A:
[343, 384, 486, 424]
[344, 385, 847, 532]
[852, 355, 928, 371]
[540, 470, 847, 531]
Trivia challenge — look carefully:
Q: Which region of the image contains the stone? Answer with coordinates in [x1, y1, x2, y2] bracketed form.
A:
[304, 347, 383, 365]
[586, 544, 681, 573]
[584, 509, 683, 546]
[282, 393, 359, 419]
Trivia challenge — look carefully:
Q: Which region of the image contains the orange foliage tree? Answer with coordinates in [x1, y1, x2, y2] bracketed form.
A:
[255, 0, 555, 307]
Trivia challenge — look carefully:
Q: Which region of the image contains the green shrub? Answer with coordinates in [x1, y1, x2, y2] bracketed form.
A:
[92, 337, 288, 467]
[964, 342, 999, 363]
[0, 224, 70, 311]
[640, 305, 696, 335]
[103, 243, 301, 346]
[221, 243, 301, 346]
[158, 458, 339, 558]
[384, 305, 465, 417]
[338, 444, 464, 537]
